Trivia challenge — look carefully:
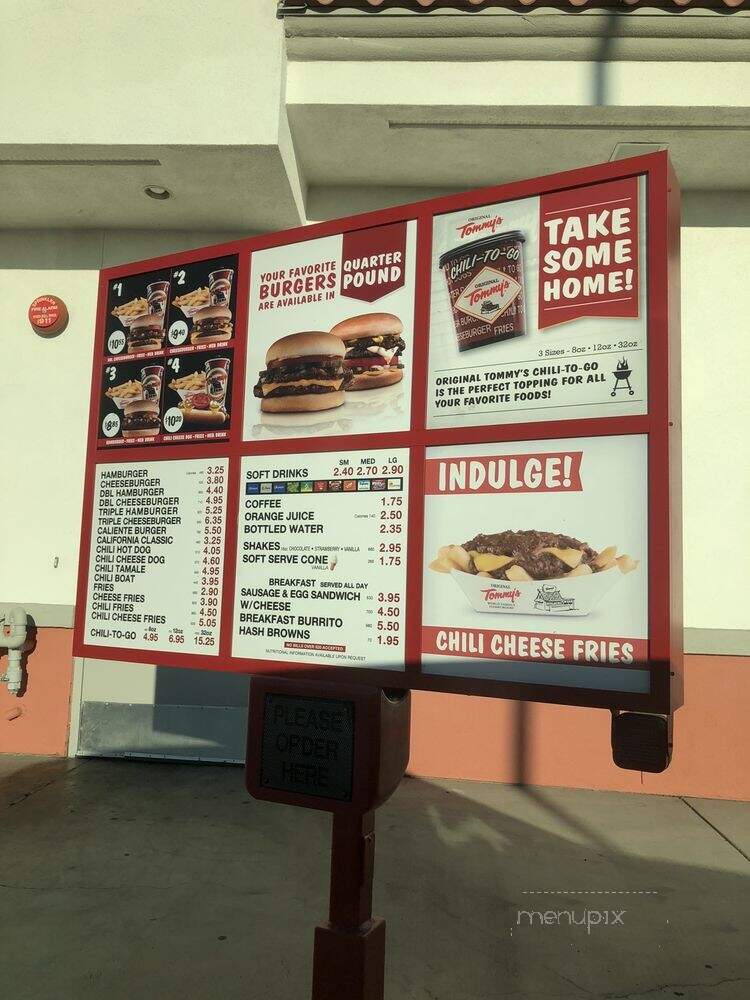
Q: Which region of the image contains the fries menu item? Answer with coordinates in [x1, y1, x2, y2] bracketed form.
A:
[429, 530, 638, 582]
[111, 297, 148, 326]
[172, 286, 210, 316]
[105, 379, 142, 400]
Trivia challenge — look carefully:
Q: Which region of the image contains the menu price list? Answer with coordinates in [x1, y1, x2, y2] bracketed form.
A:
[232, 449, 409, 670]
[83, 458, 228, 655]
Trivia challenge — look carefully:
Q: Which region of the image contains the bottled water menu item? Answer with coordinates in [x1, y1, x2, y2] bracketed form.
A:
[233, 449, 409, 669]
[83, 458, 228, 654]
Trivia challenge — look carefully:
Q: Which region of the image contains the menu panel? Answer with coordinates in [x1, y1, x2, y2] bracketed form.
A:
[421, 435, 648, 686]
[242, 222, 417, 442]
[98, 255, 238, 448]
[83, 458, 228, 654]
[427, 176, 647, 428]
[232, 449, 409, 669]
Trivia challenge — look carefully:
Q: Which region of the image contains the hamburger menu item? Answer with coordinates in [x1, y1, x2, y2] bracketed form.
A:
[127, 312, 165, 354]
[430, 530, 638, 582]
[330, 313, 406, 391]
[253, 331, 349, 413]
[190, 304, 233, 345]
[439, 231, 526, 352]
[121, 399, 160, 438]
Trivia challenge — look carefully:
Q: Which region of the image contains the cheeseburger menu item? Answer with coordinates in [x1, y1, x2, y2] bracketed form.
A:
[429, 530, 638, 582]
[253, 331, 349, 413]
[111, 297, 148, 327]
[127, 312, 165, 354]
[439, 231, 526, 352]
[121, 399, 160, 438]
[190, 304, 233, 345]
[172, 286, 210, 317]
[329, 313, 406, 391]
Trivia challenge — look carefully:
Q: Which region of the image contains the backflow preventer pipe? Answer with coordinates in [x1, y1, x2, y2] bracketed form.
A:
[1, 606, 30, 695]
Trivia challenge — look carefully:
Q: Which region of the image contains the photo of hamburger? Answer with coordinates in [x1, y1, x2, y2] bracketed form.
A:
[330, 313, 406, 391]
[121, 399, 160, 439]
[190, 304, 233, 346]
[253, 332, 349, 413]
[127, 312, 164, 354]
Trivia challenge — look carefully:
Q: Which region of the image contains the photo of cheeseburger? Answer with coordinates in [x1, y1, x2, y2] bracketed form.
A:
[253, 332, 349, 413]
[190, 304, 233, 346]
[329, 313, 406, 391]
[127, 312, 164, 354]
[121, 400, 160, 439]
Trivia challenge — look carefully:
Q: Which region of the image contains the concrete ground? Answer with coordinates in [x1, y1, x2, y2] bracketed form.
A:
[1, 756, 748, 1000]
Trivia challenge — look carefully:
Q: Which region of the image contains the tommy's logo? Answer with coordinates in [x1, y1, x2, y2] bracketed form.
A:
[481, 586, 521, 605]
[455, 266, 521, 323]
[457, 215, 504, 239]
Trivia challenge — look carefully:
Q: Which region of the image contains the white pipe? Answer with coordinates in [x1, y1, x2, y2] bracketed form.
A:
[1, 605, 30, 696]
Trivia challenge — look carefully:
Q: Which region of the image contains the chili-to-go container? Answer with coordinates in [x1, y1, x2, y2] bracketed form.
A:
[438, 231, 527, 353]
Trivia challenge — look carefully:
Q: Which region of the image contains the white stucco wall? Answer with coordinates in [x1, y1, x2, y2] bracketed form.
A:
[1, 1, 285, 147]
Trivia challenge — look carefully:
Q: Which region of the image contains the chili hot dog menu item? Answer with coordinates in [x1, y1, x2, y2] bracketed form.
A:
[232, 449, 408, 669]
[421, 435, 648, 690]
[428, 176, 647, 428]
[83, 458, 228, 654]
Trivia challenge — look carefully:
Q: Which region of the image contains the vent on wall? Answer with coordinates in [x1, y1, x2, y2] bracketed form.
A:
[0, 158, 162, 166]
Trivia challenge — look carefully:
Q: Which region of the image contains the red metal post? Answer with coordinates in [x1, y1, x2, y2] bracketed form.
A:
[311, 810, 386, 1000]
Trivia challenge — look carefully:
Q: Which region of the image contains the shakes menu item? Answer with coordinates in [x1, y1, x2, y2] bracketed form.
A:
[428, 177, 647, 428]
[233, 449, 408, 669]
[421, 436, 648, 686]
[243, 221, 417, 441]
[83, 458, 228, 655]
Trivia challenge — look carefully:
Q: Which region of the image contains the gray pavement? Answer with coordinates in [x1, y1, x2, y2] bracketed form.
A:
[1, 755, 748, 1000]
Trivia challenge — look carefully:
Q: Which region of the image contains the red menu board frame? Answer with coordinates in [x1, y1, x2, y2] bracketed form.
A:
[73, 152, 682, 715]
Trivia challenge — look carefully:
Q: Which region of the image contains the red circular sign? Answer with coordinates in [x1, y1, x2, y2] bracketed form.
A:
[28, 295, 68, 336]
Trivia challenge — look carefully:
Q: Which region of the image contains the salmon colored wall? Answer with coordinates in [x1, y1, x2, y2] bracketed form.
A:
[408, 654, 750, 802]
[0, 628, 74, 756]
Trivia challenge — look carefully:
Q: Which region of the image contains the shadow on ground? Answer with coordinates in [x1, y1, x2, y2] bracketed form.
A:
[0, 757, 748, 1000]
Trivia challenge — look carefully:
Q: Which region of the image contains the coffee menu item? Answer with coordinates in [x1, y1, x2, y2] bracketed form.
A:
[232, 449, 409, 669]
[83, 459, 228, 654]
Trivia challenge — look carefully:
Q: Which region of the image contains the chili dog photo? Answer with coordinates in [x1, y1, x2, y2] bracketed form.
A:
[421, 435, 649, 675]
[163, 352, 233, 433]
[243, 221, 417, 440]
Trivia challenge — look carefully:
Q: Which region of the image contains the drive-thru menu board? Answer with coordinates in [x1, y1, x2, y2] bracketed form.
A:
[74, 153, 681, 713]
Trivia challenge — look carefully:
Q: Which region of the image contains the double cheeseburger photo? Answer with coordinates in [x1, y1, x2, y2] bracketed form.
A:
[254, 313, 406, 415]
[189, 304, 233, 346]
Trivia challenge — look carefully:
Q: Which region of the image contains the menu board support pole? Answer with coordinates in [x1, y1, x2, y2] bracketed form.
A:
[312, 810, 385, 1000]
